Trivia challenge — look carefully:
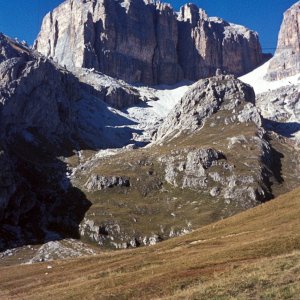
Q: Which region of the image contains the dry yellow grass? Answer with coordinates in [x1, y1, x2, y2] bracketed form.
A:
[162, 251, 300, 300]
[1, 187, 300, 299]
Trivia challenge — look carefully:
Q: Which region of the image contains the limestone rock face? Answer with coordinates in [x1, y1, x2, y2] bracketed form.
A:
[0, 34, 80, 145]
[34, 0, 182, 85]
[266, 1, 300, 80]
[182, 148, 225, 189]
[34, 0, 264, 85]
[177, 6, 263, 80]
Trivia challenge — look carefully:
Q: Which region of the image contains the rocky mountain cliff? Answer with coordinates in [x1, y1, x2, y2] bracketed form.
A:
[34, 0, 265, 85]
[0, 35, 80, 146]
[266, 1, 300, 80]
[0, 34, 91, 250]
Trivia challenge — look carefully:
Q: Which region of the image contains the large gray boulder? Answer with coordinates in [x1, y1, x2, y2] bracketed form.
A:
[34, 0, 264, 85]
[85, 175, 130, 191]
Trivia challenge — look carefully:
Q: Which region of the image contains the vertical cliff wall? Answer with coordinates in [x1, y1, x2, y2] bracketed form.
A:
[34, 0, 264, 85]
[266, 1, 300, 80]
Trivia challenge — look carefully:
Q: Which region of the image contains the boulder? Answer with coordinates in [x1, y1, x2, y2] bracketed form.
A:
[85, 175, 130, 191]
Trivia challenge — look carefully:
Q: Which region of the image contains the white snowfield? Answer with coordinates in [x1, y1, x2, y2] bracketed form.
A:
[239, 60, 300, 94]
[119, 82, 191, 146]
[126, 82, 191, 127]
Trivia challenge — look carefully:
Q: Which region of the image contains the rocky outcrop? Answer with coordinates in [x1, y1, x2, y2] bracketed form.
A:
[256, 84, 300, 141]
[257, 84, 300, 123]
[153, 75, 275, 208]
[159, 148, 226, 189]
[0, 239, 97, 264]
[155, 75, 259, 142]
[182, 149, 225, 189]
[158, 134, 272, 208]
[27, 239, 96, 263]
[34, 0, 264, 85]
[85, 175, 130, 191]
[266, 1, 300, 80]
[75, 68, 142, 109]
[79, 217, 166, 249]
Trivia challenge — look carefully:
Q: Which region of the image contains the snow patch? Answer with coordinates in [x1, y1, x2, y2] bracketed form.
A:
[125, 81, 191, 143]
[240, 60, 300, 94]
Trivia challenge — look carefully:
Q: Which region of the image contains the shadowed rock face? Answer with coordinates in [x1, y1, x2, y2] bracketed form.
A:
[0, 34, 81, 145]
[266, 1, 300, 81]
[0, 146, 16, 224]
[177, 5, 263, 81]
[34, 0, 264, 85]
[0, 34, 91, 250]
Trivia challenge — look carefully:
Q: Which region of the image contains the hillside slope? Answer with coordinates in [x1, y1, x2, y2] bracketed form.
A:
[1, 187, 300, 299]
[68, 75, 288, 248]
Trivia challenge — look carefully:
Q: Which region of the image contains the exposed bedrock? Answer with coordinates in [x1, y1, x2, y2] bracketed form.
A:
[266, 1, 300, 80]
[34, 0, 265, 85]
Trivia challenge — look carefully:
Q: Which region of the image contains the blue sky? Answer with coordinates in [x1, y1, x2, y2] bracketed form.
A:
[0, 0, 296, 53]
